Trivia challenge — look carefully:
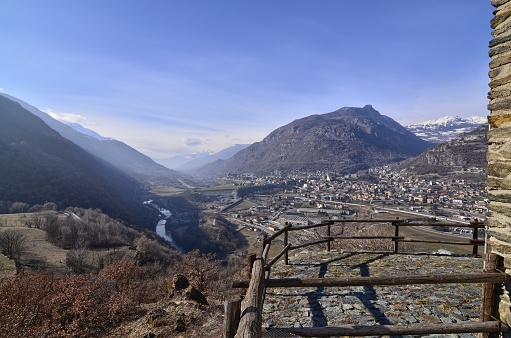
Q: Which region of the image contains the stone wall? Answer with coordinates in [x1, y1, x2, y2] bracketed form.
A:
[488, 0, 511, 326]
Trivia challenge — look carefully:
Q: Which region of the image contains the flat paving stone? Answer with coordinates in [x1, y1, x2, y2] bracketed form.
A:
[262, 250, 483, 338]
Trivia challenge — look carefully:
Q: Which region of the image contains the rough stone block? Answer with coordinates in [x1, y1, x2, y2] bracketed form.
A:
[490, 38, 511, 57]
[488, 161, 511, 178]
[492, 0, 511, 8]
[488, 176, 511, 189]
[488, 227, 511, 243]
[492, 8, 511, 30]
[487, 215, 511, 229]
[489, 72, 511, 89]
[488, 189, 511, 203]
[489, 125, 511, 138]
[488, 97, 511, 111]
[488, 81, 511, 99]
[489, 236, 511, 254]
[488, 149, 511, 164]
[491, 50, 511, 69]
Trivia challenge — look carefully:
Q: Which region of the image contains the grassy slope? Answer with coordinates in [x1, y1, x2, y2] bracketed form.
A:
[0, 214, 68, 277]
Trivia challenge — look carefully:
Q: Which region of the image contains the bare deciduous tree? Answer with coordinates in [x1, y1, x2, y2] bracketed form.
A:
[10, 202, 29, 213]
[22, 213, 46, 229]
[0, 229, 27, 266]
[42, 202, 57, 211]
[65, 247, 89, 273]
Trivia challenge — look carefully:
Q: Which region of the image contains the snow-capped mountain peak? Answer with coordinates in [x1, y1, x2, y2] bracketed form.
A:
[65, 122, 113, 141]
[406, 115, 486, 143]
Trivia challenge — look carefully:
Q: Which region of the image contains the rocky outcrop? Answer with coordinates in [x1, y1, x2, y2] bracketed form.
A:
[169, 274, 208, 305]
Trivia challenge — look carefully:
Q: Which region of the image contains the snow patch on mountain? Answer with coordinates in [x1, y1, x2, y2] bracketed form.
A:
[65, 122, 113, 141]
[406, 115, 486, 143]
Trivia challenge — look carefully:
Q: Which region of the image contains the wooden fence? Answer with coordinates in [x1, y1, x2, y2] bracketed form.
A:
[224, 219, 509, 338]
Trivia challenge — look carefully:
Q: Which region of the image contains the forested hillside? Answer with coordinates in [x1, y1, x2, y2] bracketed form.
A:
[0, 95, 158, 227]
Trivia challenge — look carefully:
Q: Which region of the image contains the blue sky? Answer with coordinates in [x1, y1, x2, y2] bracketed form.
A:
[0, 1, 494, 159]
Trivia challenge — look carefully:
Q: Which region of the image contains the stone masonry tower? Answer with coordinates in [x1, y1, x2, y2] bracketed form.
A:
[488, 0, 511, 325]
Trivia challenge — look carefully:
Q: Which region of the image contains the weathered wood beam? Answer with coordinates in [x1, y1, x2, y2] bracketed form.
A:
[397, 239, 484, 246]
[223, 299, 241, 338]
[265, 223, 292, 243]
[394, 222, 485, 228]
[233, 272, 506, 289]
[287, 239, 330, 251]
[291, 222, 333, 231]
[265, 244, 291, 271]
[269, 321, 508, 337]
[234, 258, 265, 338]
[480, 254, 505, 338]
[324, 236, 403, 240]
[330, 219, 404, 224]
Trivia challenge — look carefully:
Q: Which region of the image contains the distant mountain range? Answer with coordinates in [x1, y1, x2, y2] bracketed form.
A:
[0, 95, 158, 227]
[0, 93, 191, 189]
[395, 124, 488, 175]
[156, 144, 250, 171]
[198, 105, 433, 176]
[405, 115, 486, 143]
[157, 151, 214, 170]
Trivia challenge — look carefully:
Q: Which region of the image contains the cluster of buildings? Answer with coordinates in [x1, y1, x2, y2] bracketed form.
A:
[210, 166, 487, 231]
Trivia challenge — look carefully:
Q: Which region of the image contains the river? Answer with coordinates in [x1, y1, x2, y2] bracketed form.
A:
[144, 200, 184, 252]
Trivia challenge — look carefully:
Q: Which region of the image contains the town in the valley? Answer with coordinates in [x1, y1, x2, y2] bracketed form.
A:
[185, 164, 487, 252]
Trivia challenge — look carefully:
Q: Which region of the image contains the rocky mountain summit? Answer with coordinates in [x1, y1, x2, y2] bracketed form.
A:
[406, 115, 486, 143]
[202, 105, 432, 176]
[395, 124, 488, 175]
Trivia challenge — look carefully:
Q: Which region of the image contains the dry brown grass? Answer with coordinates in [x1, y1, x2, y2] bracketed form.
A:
[0, 224, 68, 276]
[150, 187, 186, 196]
[0, 213, 139, 277]
[0, 213, 29, 227]
[237, 225, 283, 258]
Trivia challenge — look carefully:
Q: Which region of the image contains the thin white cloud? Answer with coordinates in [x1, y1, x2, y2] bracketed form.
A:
[0, 87, 4, 92]
[43, 108, 90, 125]
[179, 137, 203, 147]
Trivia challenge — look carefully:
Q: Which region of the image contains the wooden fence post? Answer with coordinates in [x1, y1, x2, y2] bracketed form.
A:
[479, 253, 504, 338]
[261, 234, 268, 256]
[327, 223, 331, 252]
[224, 299, 241, 338]
[235, 257, 265, 338]
[393, 221, 400, 254]
[472, 223, 479, 257]
[284, 229, 289, 265]
[247, 253, 256, 279]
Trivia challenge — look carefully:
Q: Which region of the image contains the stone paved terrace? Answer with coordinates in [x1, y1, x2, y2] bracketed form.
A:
[262, 249, 484, 338]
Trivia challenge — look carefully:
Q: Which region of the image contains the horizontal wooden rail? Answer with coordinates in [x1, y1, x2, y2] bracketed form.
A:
[329, 219, 405, 223]
[396, 239, 484, 246]
[233, 272, 506, 288]
[325, 235, 403, 240]
[265, 224, 292, 243]
[392, 222, 485, 228]
[291, 221, 334, 231]
[287, 239, 330, 251]
[269, 321, 508, 337]
[264, 244, 290, 271]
